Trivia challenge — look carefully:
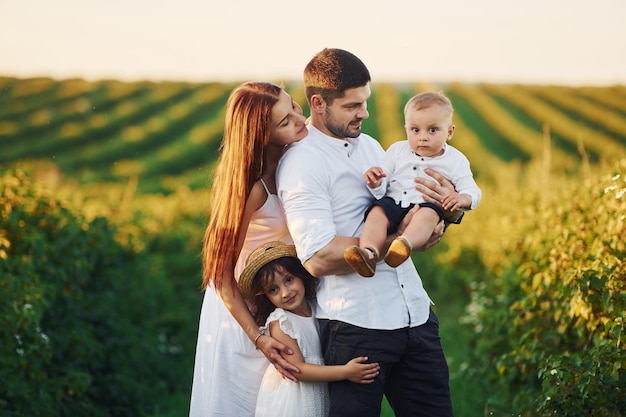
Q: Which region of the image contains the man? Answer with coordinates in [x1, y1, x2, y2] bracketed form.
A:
[277, 48, 459, 417]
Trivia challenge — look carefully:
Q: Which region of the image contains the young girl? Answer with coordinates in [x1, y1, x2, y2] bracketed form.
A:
[238, 241, 380, 417]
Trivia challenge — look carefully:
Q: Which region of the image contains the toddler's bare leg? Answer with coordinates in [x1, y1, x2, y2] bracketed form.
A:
[385, 208, 440, 267]
[399, 208, 441, 250]
[344, 206, 389, 277]
[359, 206, 389, 254]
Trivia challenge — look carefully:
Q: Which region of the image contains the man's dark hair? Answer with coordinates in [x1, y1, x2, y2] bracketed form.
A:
[303, 48, 371, 104]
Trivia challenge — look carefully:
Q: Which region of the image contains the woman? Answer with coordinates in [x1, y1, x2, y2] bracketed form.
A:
[189, 82, 308, 416]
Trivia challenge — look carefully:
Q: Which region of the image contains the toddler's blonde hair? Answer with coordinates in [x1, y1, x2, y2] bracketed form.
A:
[404, 91, 454, 124]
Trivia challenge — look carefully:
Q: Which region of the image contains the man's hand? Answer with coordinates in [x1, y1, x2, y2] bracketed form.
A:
[414, 168, 463, 224]
[414, 168, 455, 204]
[420, 219, 444, 251]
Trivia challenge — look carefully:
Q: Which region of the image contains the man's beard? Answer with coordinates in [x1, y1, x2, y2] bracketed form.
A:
[325, 109, 361, 138]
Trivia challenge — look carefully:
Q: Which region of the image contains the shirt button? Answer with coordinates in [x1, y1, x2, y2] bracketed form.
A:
[344, 143, 348, 147]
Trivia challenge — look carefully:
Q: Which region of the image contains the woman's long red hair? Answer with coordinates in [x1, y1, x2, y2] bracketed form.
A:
[202, 82, 282, 290]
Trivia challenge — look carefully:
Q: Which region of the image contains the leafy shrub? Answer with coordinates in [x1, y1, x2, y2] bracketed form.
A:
[0, 169, 184, 416]
[461, 159, 625, 416]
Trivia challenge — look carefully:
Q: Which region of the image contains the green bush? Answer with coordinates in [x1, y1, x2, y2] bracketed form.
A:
[462, 160, 626, 416]
[0, 169, 184, 416]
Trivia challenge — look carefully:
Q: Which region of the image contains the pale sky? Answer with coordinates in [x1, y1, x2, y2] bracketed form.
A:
[1, 0, 625, 86]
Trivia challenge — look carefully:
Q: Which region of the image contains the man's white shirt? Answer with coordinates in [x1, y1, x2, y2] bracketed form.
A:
[277, 124, 432, 330]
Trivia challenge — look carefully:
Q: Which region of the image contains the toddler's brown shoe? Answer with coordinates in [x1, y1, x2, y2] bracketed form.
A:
[384, 236, 412, 267]
[344, 246, 378, 277]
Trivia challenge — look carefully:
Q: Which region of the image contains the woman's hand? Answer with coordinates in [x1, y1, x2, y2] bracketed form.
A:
[257, 334, 301, 382]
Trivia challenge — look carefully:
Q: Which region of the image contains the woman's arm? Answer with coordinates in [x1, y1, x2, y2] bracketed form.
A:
[219, 274, 301, 380]
[268, 320, 379, 384]
[219, 181, 300, 381]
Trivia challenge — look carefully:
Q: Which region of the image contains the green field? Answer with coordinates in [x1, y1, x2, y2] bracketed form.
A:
[2, 77, 625, 192]
[2, 76, 625, 417]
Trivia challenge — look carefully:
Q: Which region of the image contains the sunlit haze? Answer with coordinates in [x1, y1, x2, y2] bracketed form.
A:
[1, 0, 625, 85]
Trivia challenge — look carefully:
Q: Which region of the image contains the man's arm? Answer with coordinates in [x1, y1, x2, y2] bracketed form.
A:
[302, 165, 454, 277]
[303, 235, 358, 278]
[304, 206, 447, 277]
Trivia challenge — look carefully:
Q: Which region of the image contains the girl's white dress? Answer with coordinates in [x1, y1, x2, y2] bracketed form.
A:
[255, 307, 330, 417]
[189, 180, 293, 417]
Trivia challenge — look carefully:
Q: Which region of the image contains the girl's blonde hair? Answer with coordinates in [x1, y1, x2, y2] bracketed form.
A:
[202, 82, 282, 290]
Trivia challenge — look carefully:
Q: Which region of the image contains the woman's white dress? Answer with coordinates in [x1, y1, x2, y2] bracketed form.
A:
[189, 180, 292, 417]
[255, 307, 329, 417]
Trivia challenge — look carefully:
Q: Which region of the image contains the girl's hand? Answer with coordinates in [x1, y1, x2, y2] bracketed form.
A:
[344, 356, 380, 384]
[257, 334, 301, 382]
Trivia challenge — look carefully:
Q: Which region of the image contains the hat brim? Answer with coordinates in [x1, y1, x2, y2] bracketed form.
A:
[238, 241, 297, 299]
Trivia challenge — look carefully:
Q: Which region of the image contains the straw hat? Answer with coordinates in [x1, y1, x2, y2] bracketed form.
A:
[238, 241, 297, 299]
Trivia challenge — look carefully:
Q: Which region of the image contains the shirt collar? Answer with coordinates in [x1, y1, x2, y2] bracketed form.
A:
[309, 124, 358, 157]
[411, 143, 448, 159]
